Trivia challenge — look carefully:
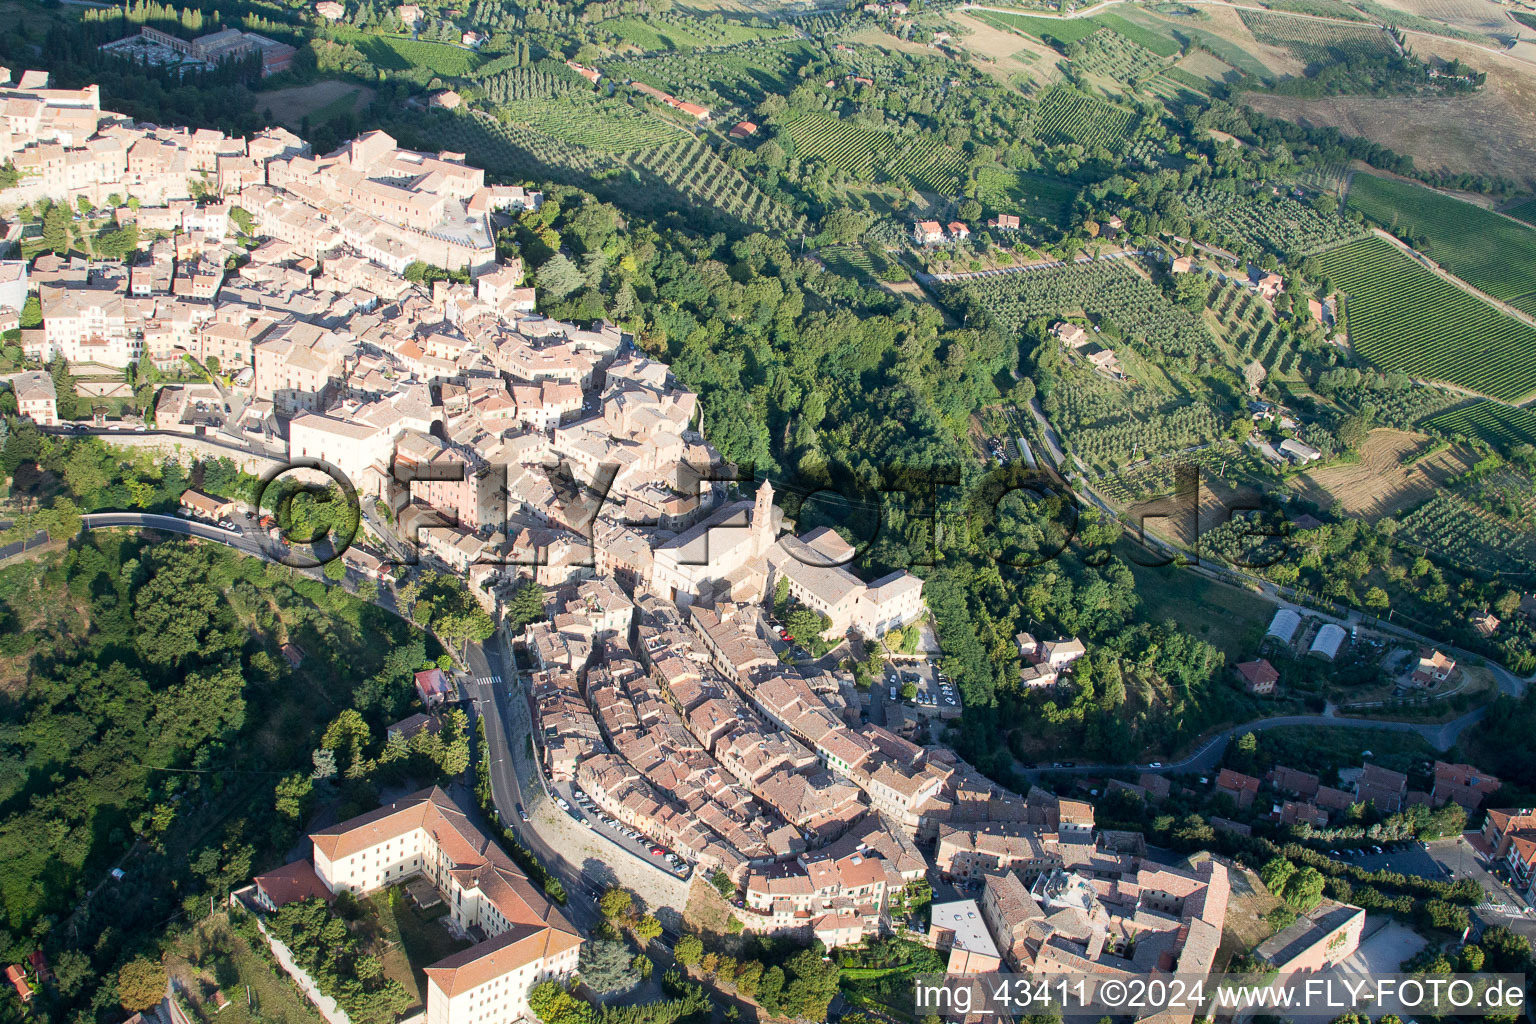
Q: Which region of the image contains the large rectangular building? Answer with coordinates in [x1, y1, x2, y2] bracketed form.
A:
[307, 788, 582, 1024]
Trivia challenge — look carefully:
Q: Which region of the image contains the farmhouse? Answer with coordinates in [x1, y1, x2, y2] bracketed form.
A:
[1086, 348, 1123, 379]
[947, 221, 970, 241]
[630, 81, 710, 120]
[1051, 321, 1089, 349]
[1254, 269, 1284, 300]
[1411, 648, 1456, 686]
[1235, 659, 1278, 695]
[315, 1, 345, 18]
[987, 214, 1020, 231]
[1471, 609, 1500, 637]
[729, 122, 758, 139]
[565, 61, 601, 84]
[913, 221, 944, 246]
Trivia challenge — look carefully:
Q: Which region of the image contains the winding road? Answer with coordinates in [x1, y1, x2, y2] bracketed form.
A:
[1019, 706, 1488, 780]
[72, 509, 687, 923]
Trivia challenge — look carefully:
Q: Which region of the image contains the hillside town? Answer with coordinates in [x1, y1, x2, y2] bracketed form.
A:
[2, 64, 1534, 1024]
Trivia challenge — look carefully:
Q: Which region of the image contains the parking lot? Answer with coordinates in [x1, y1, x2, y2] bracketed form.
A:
[1331, 842, 1444, 878]
[1327, 837, 1531, 913]
[883, 659, 960, 714]
[548, 778, 691, 880]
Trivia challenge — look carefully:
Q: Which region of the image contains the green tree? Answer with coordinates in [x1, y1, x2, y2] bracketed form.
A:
[673, 933, 703, 967]
[577, 939, 634, 996]
[507, 579, 546, 631]
[598, 886, 634, 920]
[634, 914, 662, 943]
[324, 557, 349, 582]
[41, 203, 71, 254]
[118, 957, 168, 1012]
[275, 772, 313, 820]
[133, 546, 230, 666]
[1282, 866, 1325, 912]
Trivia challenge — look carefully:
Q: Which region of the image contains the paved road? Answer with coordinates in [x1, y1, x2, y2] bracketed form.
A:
[463, 637, 690, 924]
[1020, 706, 1487, 779]
[0, 529, 50, 562]
[69, 509, 689, 928]
[1025, 397, 1067, 467]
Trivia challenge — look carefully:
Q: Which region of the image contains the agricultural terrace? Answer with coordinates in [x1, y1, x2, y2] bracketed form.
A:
[1505, 197, 1536, 227]
[496, 97, 686, 152]
[781, 112, 963, 193]
[1049, 371, 1226, 472]
[1425, 401, 1536, 452]
[1181, 188, 1368, 259]
[603, 40, 815, 116]
[1070, 29, 1168, 86]
[783, 112, 892, 179]
[595, 14, 792, 51]
[479, 62, 592, 103]
[1261, 0, 1371, 21]
[1347, 173, 1536, 316]
[944, 258, 1216, 363]
[1316, 236, 1536, 402]
[1236, 10, 1398, 66]
[1399, 491, 1536, 575]
[396, 111, 803, 236]
[1031, 87, 1138, 151]
[1203, 279, 1301, 377]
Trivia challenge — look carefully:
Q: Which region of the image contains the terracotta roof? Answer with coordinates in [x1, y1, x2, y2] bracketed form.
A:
[425, 923, 581, 998]
[255, 859, 332, 908]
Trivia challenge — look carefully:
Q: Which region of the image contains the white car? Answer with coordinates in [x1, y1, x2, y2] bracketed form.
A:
[556, 798, 570, 810]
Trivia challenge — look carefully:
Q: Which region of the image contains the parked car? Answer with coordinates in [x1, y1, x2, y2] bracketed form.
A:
[650, 847, 665, 856]
[517, 804, 529, 822]
[556, 797, 570, 810]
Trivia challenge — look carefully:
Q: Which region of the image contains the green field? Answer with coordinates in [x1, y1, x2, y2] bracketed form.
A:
[336, 31, 485, 76]
[1424, 402, 1536, 452]
[1091, 11, 1185, 56]
[1348, 173, 1536, 315]
[972, 10, 1103, 44]
[1316, 236, 1536, 402]
[1506, 197, 1536, 227]
[598, 15, 789, 51]
[1126, 562, 1274, 659]
[974, 166, 1078, 221]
